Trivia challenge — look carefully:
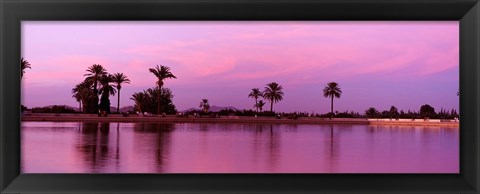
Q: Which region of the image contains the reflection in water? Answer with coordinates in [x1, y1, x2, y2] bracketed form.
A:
[133, 123, 174, 173]
[267, 124, 280, 171]
[21, 122, 459, 173]
[326, 124, 338, 172]
[76, 122, 112, 172]
[115, 123, 120, 170]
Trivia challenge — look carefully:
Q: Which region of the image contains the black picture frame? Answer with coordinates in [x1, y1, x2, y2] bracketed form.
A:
[1, 0, 478, 193]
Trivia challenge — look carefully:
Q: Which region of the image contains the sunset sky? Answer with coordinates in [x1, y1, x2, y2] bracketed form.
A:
[21, 21, 459, 113]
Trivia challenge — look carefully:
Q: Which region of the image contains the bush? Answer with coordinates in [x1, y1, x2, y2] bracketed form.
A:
[32, 105, 76, 113]
[21, 105, 28, 112]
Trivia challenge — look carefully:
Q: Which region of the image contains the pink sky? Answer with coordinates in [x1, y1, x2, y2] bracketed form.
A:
[21, 21, 459, 113]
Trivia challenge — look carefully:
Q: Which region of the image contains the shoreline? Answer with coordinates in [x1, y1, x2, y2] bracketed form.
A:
[21, 114, 460, 127]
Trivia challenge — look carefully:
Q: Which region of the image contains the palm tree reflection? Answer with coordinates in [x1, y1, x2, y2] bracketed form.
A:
[76, 122, 111, 172]
[326, 124, 339, 172]
[76, 122, 174, 173]
[251, 124, 264, 166]
[267, 124, 280, 172]
[115, 123, 120, 171]
[133, 123, 174, 173]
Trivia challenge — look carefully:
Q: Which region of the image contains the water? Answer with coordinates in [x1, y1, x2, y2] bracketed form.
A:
[21, 122, 459, 173]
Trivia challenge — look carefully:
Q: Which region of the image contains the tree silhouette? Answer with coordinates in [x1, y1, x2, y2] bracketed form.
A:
[389, 106, 399, 119]
[263, 82, 284, 112]
[84, 64, 107, 113]
[365, 107, 379, 118]
[98, 74, 117, 115]
[248, 88, 263, 112]
[323, 82, 342, 116]
[199, 99, 210, 113]
[21, 58, 31, 78]
[420, 104, 436, 118]
[149, 65, 176, 114]
[255, 100, 266, 112]
[72, 80, 94, 113]
[131, 92, 147, 113]
[112, 73, 131, 113]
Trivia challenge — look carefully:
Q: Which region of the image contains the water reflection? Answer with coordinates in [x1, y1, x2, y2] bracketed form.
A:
[76, 122, 112, 172]
[132, 123, 174, 173]
[21, 122, 459, 173]
[326, 125, 338, 172]
[267, 124, 280, 171]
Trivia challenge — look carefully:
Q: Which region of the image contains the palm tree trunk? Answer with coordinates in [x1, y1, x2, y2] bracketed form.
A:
[93, 81, 98, 113]
[158, 93, 161, 114]
[117, 89, 121, 113]
[255, 98, 258, 112]
[270, 100, 273, 112]
[82, 100, 86, 113]
[157, 86, 161, 115]
[116, 123, 120, 160]
[329, 125, 333, 141]
[331, 96, 334, 115]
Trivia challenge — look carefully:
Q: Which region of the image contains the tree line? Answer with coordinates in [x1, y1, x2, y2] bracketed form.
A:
[245, 81, 342, 116]
[186, 104, 458, 120]
[71, 64, 130, 115]
[20, 58, 459, 119]
[130, 65, 177, 115]
[363, 105, 458, 120]
[71, 64, 178, 116]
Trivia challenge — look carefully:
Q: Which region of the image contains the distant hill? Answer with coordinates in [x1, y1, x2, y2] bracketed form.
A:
[109, 106, 135, 113]
[181, 105, 240, 113]
[113, 106, 135, 113]
[181, 107, 199, 113]
[210, 105, 240, 112]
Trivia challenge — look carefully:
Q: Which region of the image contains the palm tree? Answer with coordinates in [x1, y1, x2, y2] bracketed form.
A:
[248, 88, 263, 112]
[365, 107, 379, 118]
[255, 100, 266, 112]
[99, 74, 117, 94]
[84, 64, 107, 112]
[199, 99, 210, 113]
[98, 74, 117, 114]
[323, 82, 342, 116]
[131, 92, 147, 113]
[72, 82, 86, 112]
[149, 65, 177, 114]
[71, 80, 94, 113]
[72, 86, 83, 112]
[21, 58, 31, 78]
[389, 106, 399, 119]
[142, 87, 176, 114]
[112, 73, 131, 113]
[263, 82, 284, 112]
